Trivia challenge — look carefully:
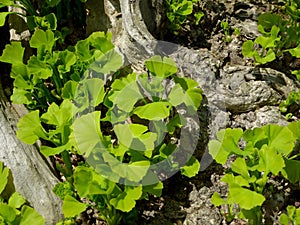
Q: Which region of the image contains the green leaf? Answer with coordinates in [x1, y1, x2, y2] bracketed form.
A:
[0, 12, 13, 27]
[242, 40, 255, 58]
[27, 56, 53, 80]
[109, 74, 143, 112]
[0, 42, 24, 65]
[282, 159, 300, 183]
[0, 203, 16, 222]
[30, 29, 55, 55]
[41, 100, 73, 127]
[221, 173, 250, 188]
[279, 213, 289, 225]
[75, 39, 92, 61]
[0, 0, 15, 8]
[114, 124, 157, 151]
[258, 12, 282, 29]
[8, 192, 26, 209]
[180, 156, 200, 177]
[74, 166, 115, 196]
[257, 145, 285, 175]
[228, 187, 265, 210]
[0, 161, 9, 194]
[10, 88, 32, 104]
[134, 102, 171, 120]
[145, 55, 177, 78]
[62, 195, 87, 218]
[211, 192, 226, 206]
[208, 128, 244, 164]
[88, 32, 114, 53]
[72, 112, 102, 155]
[142, 182, 163, 197]
[57, 50, 76, 74]
[110, 186, 142, 212]
[231, 157, 250, 179]
[62, 80, 78, 100]
[80, 78, 105, 107]
[89, 50, 123, 75]
[288, 44, 300, 58]
[254, 49, 276, 64]
[40, 143, 71, 157]
[175, 1, 193, 16]
[17, 110, 47, 144]
[262, 124, 296, 156]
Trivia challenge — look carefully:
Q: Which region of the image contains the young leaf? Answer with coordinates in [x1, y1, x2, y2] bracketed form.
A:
[10, 88, 33, 105]
[262, 124, 296, 156]
[242, 40, 255, 58]
[72, 111, 102, 155]
[30, 29, 55, 55]
[0, 12, 13, 26]
[134, 102, 171, 120]
[230, 157, 250, 179]
[211, 192, 226, 206]
[114, 124, 157, 151]
[180, 156, 200, 177]
[145, 55, 177, 78]
[57, 50, 77, 74]
[208, 128, 243, 164]
[62, 80, 78, 100]
[8, 192, 26, 209]
[27, 56, 53, 80]
[228, 187, 265, 210]
[89, 50, 123, 75]
[257, 145, 285, 175]
[62, 195, 87, 218]
[41, 100, 73, 127]
[109, 186, 142, 212]
[0, 42, 24, 65]
[17, 110, 48, 144]
[0, 203, 16, 222]
[73, 166, 115, 196]
[282, 159, 300, 183]
[0, 161, 9, 194]
[288, 44, 300, 58]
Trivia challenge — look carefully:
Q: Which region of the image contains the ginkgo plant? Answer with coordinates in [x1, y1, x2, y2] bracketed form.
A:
[13, 48, 202, 223]
[209, 122, 300, 224]
[0, 161, 44, 225]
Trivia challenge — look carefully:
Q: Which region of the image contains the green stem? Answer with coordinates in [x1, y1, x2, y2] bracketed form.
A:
[61, 150, 73, 178]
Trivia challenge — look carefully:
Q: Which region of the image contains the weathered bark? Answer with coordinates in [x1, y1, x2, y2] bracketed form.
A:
[0, 82, 63, 225]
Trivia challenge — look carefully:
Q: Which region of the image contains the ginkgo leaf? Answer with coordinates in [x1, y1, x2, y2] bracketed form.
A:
[0, 42, 24, 65]
[262, 124, 296, 156]
[228, 187, 265, 210]
[257, 145, 285, 175]
[134, 102, 171, 120]
[145, 55, 177, 78]
[109, 186, 142, 212]
[20, 205, 44, 225]
[180, 156, 200, 178]
[0, 161, 9, 194]
[72, 111, 102, 155]
[208, 128, 244, 164]
[62, 195, 87, 218]
[17, 110, 48, 144]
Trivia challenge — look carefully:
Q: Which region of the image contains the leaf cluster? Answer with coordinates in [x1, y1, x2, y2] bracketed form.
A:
[165, 0, 204, 33]
[209, 122, 300, 224]
[242, 0, 300, 65]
